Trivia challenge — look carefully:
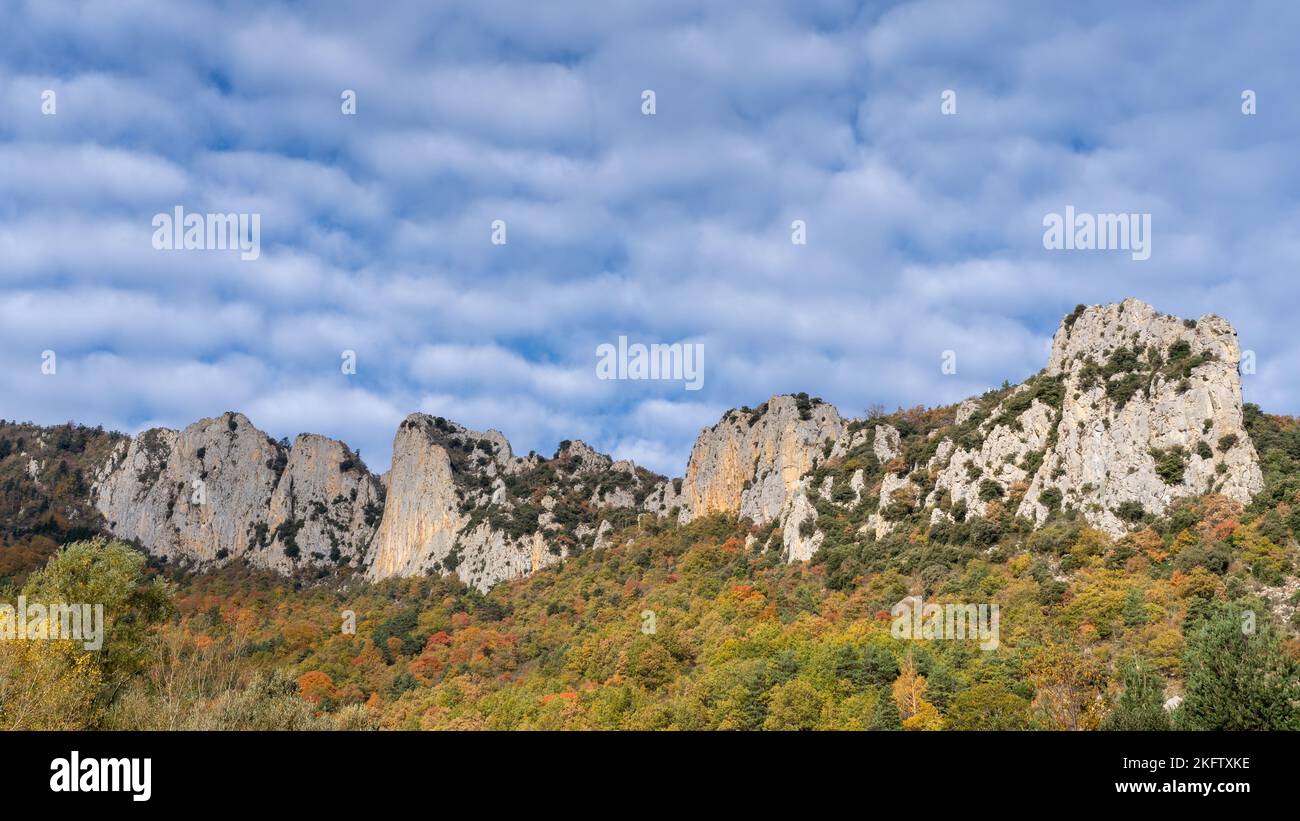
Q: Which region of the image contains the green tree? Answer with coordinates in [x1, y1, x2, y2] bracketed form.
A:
[867, 685, 903, 730]
[861, 643, 900, 687]
[1100, 658, 1170, 731]
[1122, 588, 1148, 627]
[1177, 602, 1299, 730]
[946, 683, 1035, 730]
[20, 538, 173, 711]
[2, 538, 172, 728]
[763, 679, 823, 730]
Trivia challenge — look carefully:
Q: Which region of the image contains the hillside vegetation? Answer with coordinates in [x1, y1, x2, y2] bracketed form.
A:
[3, 404, 1297, 730]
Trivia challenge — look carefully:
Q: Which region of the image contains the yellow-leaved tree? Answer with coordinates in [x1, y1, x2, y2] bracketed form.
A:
[0, 538, 173, 729]
[893, 654, 943, 730]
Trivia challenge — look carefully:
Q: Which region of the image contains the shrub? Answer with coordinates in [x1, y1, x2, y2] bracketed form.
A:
[1038, 487, 1063, 512]
[978, 479, 1004, 502]
[1115, 501, 1145, 523]
[1101, 659, 1171, 731]
[1177, 602, 1300, 730]
[1150, 447, 1188, 485]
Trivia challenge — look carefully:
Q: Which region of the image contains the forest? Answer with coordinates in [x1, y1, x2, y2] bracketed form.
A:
[1, 405, 1297, 731]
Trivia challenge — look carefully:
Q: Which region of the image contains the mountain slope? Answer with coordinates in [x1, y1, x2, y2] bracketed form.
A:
[677, 299, 1261, 562]
[0, 298, 1265, 595]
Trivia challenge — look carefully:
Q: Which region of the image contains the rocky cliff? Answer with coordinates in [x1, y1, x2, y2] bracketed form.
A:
[92, 410, 659, 591]
[1018, 298, 1263, 531]
[361, 413, 660, 590]
[672, 393, 843, 524]
[740, 298, 1263, 559]
[93, 413, 383, 572]
[86, 299, 1265, 589]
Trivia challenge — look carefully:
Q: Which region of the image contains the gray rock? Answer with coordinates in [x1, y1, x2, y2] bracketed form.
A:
[676, 394, 843, 525]
[94, 412, 377, 570]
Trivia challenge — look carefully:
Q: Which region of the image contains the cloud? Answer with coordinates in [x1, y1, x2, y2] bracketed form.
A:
[2, 0, 1297, 477]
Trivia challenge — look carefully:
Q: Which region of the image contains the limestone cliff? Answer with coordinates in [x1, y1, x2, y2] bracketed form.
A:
[781, 299, 1263, 558]
[86, 298, 1267, 588]
[364, 415, 470, 580]
[93, 412, 382, 571]
[364, 414, 659, 591]
[673, 393, 842, 525]
[1018, 298, 1263, 531]
[92, 410, 657, 591]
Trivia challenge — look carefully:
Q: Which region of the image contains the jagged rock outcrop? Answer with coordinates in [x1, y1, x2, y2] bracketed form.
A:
[675, 394, 842, 525]
[781, 478, 823, 561]
[925, 386, 1057, 522]
[365, 414, 659, 591]
[1017, 298, 1263, 532]
[94, 410, 658, 591]
[784, 299, 1263, 554]
[85, 298, 1267, 587]
[93, 412, 382, 571]
[364, 415, 467, 580]
[265, 433, 384, 570]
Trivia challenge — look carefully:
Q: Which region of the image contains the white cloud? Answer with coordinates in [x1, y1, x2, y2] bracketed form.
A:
[2, 0, 1298, 479]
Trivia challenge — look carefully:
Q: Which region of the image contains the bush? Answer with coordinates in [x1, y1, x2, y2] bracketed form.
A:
[1114, 501, 1145, 523]
[1177, 602, 1300, 729]
[1100, 659, 1170, 731]
[946, 683, 1035, 730]
[1037, 487, 1062, 512]
[978, 479, 1004, 502]
[1150, 447, 1188, 485]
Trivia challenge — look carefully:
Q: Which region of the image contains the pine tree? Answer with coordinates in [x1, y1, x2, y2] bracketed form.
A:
[867, 686, 902, 730]
[1101, 657, 1170, 730]
[1122, 588, 1147, 627]
[1178, 601, 1300, 730]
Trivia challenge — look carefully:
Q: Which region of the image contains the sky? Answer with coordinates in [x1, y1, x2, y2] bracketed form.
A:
[2, 0, 1298, 477]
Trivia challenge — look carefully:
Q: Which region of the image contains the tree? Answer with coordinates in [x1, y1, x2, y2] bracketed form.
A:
[1100, 658, 1170, 731]
[861, 643, 900, 687]
[946, 683, 1035, 730]
[1177, 602, 1300, 730]
[831, 644, 869, 691]
[867, 685, 903, 730]
[1122, 588, 1148, 627]
[763, 679, 823, 730]
[892, 655, 943, 730]
[631, 642, 677, 691]
[0, 635, 102, 729]
[297, 670, 337, 708]
[10, 538, 173, 725]
[1025, 640, 1108, 730]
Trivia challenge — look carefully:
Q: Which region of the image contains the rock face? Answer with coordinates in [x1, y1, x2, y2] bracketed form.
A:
[93, 413, 382, 571]
[674, 394, 842, 525]
[365, 415, 472, 580]
[1017, 298, 1263, 532]
[925, 385, 1057, 523]
[265, 433, 384, 571]
[780, 298, 1258, 555]
[362, 414, 660, 591]
[88, 299, 1266, 587]
[653, 300, 1263, 558]
[94, 411, 658, 591]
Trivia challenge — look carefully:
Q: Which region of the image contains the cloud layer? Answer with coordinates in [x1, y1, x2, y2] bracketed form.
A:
[2, 0, 1296, 475]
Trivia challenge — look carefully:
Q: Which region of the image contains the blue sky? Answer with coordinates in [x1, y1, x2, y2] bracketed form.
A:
[2, 0, 1298, 476]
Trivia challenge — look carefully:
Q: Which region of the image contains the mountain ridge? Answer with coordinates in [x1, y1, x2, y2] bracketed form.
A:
[5, 298, 1267, 592]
